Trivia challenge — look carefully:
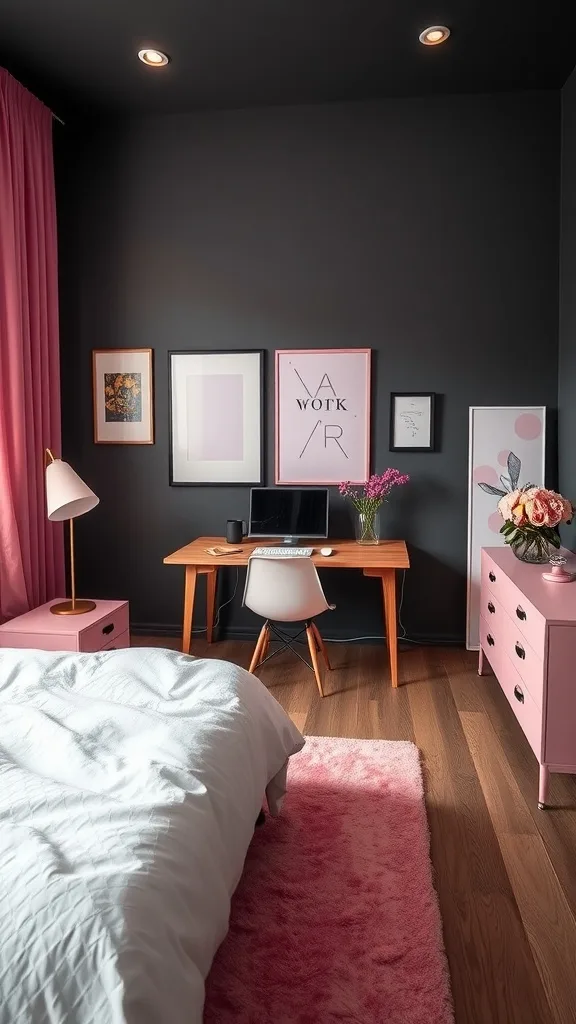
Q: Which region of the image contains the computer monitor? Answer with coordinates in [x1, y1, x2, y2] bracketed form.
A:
[249, 488, 329, 543]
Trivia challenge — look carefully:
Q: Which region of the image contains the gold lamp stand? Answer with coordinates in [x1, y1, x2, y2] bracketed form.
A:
[45, 448, 98, 616]
[51, 516, 96, 615]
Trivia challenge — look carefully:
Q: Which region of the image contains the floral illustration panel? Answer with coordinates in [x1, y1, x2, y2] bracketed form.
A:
[93, 349, 154, 444]
[104, 372, 142, 422]
[466, 406, 546, 649]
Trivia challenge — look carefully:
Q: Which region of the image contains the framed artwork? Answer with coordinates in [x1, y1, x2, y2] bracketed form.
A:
[390, 393, 435, 451]
[92, 349, 154, 444]
[169, 350, 264, 486]
[466, 406, 546, 649]
[275, 348, 371, 485]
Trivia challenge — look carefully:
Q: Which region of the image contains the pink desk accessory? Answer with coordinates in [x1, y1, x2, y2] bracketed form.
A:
[542, 554, 575, 583]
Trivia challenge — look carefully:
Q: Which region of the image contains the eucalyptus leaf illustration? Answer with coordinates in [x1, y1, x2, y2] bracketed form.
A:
[477, 483, 507, 496]
[507, 451, 521, 490]
[500, 475, 511, 491]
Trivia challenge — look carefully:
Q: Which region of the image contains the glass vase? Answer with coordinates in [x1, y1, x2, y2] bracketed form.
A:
[354, 510, 381, 545]
[510, 531, 554, 564]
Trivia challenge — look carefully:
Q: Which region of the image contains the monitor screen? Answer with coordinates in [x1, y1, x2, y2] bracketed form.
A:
[249, 488, 329, 539]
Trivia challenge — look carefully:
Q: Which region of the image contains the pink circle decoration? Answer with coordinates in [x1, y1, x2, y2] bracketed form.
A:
[514, 413, 542, 441]
[488, 511, 503, 534]
[497, 449, 511, 467]
[473, 465, 500, 488]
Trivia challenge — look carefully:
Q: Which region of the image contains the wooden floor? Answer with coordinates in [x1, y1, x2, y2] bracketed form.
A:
[135, 636, 576, 1024]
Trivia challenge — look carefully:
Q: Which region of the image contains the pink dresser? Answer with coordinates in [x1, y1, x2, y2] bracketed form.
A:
[0, 599, 129, 652]
[479, 547, 576, 808]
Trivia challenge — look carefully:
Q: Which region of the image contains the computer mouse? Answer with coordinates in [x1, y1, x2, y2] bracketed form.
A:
[320, 547, 333, 557]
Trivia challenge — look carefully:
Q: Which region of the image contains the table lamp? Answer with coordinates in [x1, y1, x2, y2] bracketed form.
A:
[45, 448, 100, 615]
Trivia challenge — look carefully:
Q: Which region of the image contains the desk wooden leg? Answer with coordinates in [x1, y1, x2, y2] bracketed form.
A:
[382, 569, 399, 687]
[206, 569, 217, 643]
[182, 566, 197, 654]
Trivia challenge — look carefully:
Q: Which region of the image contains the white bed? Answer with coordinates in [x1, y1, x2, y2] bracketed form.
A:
[0, 647, 304, 1023]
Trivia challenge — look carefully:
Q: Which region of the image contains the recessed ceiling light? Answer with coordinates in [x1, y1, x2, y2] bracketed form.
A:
[419, 25, 451, 46]
[137, 49, 170, 67]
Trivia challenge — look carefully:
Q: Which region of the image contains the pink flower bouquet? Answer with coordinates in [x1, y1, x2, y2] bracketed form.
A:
[339, 470, 409, 544]
[498, 486, 574, 563]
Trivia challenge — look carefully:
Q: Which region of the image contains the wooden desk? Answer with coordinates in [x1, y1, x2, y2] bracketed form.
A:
[163, 538, 410, 687]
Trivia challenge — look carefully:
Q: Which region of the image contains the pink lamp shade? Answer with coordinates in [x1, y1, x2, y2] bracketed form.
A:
[45, 460, 99, 522]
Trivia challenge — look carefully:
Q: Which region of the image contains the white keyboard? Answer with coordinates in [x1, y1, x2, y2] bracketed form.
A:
[251, 546, 313, 558]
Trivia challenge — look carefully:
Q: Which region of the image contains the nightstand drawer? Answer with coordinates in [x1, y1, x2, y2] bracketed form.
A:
[0, 599, 129, 653]
[101, 630, 130, 651]
[79, 605, 129, 652]
[0, 632, 78, 651]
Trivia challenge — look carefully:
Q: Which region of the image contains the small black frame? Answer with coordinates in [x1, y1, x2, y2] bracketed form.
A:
[389, 392, 435, 452]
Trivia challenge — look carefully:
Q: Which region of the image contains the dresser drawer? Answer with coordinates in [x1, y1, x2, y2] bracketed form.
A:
[480, 615, 543, 759]
[481, 550, 546, 659]
[78, 604, 129, 652]
[480, 589, 544, 708]
[497, 651, 544, 761]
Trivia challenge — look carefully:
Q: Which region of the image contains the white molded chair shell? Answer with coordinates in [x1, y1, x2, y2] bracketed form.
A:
[243, 556, 334, 622]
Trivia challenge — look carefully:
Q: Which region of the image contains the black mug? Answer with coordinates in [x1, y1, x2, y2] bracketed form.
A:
[226, 520, 247, 544]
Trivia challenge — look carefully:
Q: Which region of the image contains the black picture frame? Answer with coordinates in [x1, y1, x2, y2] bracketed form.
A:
[389, 392, 436, 452]
[168, 349, 265, 486]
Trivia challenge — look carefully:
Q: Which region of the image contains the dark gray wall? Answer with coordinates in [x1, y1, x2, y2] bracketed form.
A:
[58, 92, 560, 641]
[560, 69, 576, 547]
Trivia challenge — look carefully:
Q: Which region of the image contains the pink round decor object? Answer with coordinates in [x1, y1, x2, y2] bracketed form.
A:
[497, 449, 511, 467]
[488, 511, 502, 534]
[542, 555, 575, 583]
[514, 413, 542, 441]
[473, 464, 500, 487]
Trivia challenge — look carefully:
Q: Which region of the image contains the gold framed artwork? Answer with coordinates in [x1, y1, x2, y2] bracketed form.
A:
[92, 349, 154, 444]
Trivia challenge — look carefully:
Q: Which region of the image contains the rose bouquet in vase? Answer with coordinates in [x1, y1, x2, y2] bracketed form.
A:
[497, 487, 574, 563]
[339, 470, 409, 545]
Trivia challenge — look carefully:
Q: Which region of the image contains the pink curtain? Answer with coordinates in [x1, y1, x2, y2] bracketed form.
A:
[0, 69, 64, 621]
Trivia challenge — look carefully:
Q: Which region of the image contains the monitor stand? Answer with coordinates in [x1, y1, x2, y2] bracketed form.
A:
[282, 536, 301, 546]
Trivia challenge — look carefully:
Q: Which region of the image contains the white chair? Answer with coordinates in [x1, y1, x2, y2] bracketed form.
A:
[243, 556, 335, 697]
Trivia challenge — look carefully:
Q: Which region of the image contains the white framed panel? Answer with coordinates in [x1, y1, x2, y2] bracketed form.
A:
[466, 406, 546, 649]
[169, 350, 264, 485]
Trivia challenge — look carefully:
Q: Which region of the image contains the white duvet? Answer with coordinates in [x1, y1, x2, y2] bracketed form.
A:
[0, 647, 304, 1023]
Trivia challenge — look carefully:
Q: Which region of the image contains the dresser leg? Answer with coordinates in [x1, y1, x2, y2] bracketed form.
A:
[538, 765, 550, 810]
[478, 647, 485, 676]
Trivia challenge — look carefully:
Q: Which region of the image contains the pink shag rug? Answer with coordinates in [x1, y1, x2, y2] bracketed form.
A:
[204, 736, 453, 1024]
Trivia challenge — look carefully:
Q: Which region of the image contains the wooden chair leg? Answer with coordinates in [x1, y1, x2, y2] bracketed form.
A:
[249, 623, 268, 674]
[260, 629, 270, 664]
[306, 624, 325, 697]
[311, 621, 331, 670]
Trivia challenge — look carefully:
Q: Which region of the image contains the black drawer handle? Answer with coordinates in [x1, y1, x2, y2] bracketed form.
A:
[487, 601, 495, 614]
[515, 642, 525, 660]
[487, 634, 495, 646]
[489, 571, 496, 582]
[102, 622, 114, 635]
[514, 684, 524, 704]
[516, 606, 526, 621]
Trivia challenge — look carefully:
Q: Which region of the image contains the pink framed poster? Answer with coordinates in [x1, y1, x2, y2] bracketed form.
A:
[275, 349, 371, 485]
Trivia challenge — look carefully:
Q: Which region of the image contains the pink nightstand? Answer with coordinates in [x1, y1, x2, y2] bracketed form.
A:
[0, 599, 129, 652]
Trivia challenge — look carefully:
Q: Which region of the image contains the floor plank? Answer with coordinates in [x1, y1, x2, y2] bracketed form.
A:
[408, 668, 552, 1024]
[499, 834, 576, 1024]
[134, 636, 576, 1024]
[460, 710, 536, 836]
